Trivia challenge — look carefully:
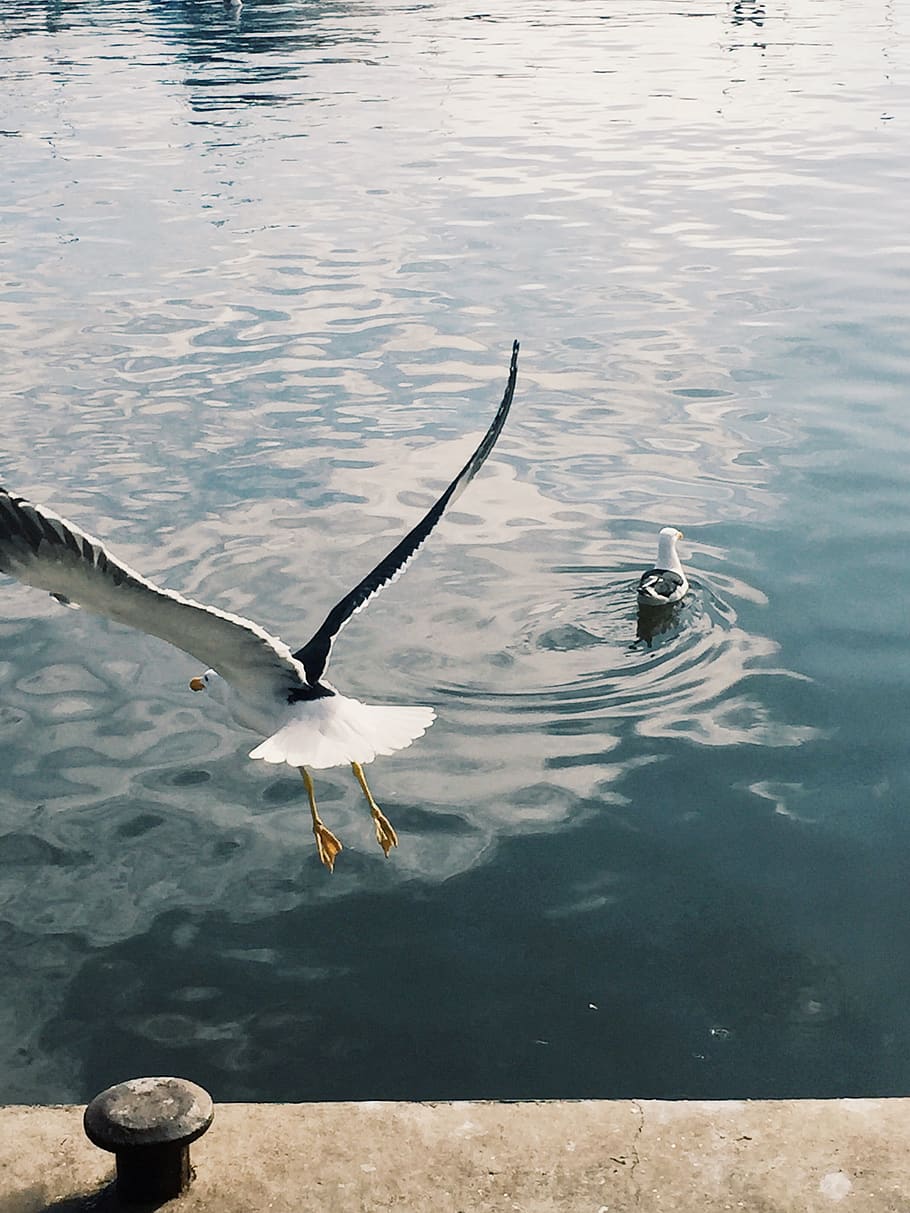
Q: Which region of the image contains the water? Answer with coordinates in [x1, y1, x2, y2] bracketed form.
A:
[1, 0, 909, 1104]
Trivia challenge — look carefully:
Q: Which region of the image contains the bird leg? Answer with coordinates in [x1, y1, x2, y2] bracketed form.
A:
[351, 761, 398, 857]
[299, 766, 343, 873]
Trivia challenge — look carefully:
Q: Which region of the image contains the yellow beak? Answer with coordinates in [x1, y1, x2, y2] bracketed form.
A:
[189, 677, 205, 692]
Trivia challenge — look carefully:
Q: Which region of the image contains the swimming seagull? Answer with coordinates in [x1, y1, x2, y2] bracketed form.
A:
[636, 526, 688, 607]
[0, 341, 519, 872]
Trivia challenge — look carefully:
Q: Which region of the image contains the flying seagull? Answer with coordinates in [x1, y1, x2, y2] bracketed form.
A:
[636, 526, 688, 607]
[0, 341, 519, 871]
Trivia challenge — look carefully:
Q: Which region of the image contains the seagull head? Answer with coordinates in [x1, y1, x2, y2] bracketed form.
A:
[656, 527, 685, 569]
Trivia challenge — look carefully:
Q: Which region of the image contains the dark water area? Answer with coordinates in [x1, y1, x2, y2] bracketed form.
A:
[1, 0, 909, 1103]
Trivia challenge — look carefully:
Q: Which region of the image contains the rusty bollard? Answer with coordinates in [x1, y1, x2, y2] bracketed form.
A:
[84, 1076, 214, 1204]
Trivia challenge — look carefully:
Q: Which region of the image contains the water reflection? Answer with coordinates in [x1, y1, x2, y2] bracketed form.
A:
[731, 0, 766, 30]
[147, 0, 381, 114]
[633, 602, 682, 649]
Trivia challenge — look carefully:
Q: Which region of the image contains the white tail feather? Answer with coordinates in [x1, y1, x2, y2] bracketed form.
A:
[249, 695, 436, 769]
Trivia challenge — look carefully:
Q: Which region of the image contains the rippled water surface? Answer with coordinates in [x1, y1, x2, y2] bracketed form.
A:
[2, 0, 909, 1103]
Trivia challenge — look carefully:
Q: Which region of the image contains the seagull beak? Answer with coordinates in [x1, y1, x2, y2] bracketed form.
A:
[677, 530, 685, 539]
[189, 677, 206, 692]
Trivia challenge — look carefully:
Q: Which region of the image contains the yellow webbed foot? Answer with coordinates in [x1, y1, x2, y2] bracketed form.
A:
[313, 822, 344, 873]
[372, 809, 398, 858]
[351, 761, 398, 858]
[299, 766, 343, 873]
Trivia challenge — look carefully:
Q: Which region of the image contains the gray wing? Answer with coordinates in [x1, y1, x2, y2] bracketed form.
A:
[0, 486, 306, 701]
[294, 340, 519, 684]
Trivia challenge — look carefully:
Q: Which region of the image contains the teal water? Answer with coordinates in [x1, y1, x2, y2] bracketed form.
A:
[1, 0, 909, 1103]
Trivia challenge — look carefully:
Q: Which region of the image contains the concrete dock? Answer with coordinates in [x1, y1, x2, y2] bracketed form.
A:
[1, 1098, 908, 1211]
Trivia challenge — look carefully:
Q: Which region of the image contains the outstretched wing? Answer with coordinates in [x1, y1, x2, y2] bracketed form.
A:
[294, 340, 520, 684]
[0, 487, 306, 701]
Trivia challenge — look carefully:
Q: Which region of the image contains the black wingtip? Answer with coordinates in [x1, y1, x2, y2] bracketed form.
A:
[291, 338, 521, 681]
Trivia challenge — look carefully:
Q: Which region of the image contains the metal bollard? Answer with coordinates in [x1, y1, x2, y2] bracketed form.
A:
[83, 1076, 214, 1205]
